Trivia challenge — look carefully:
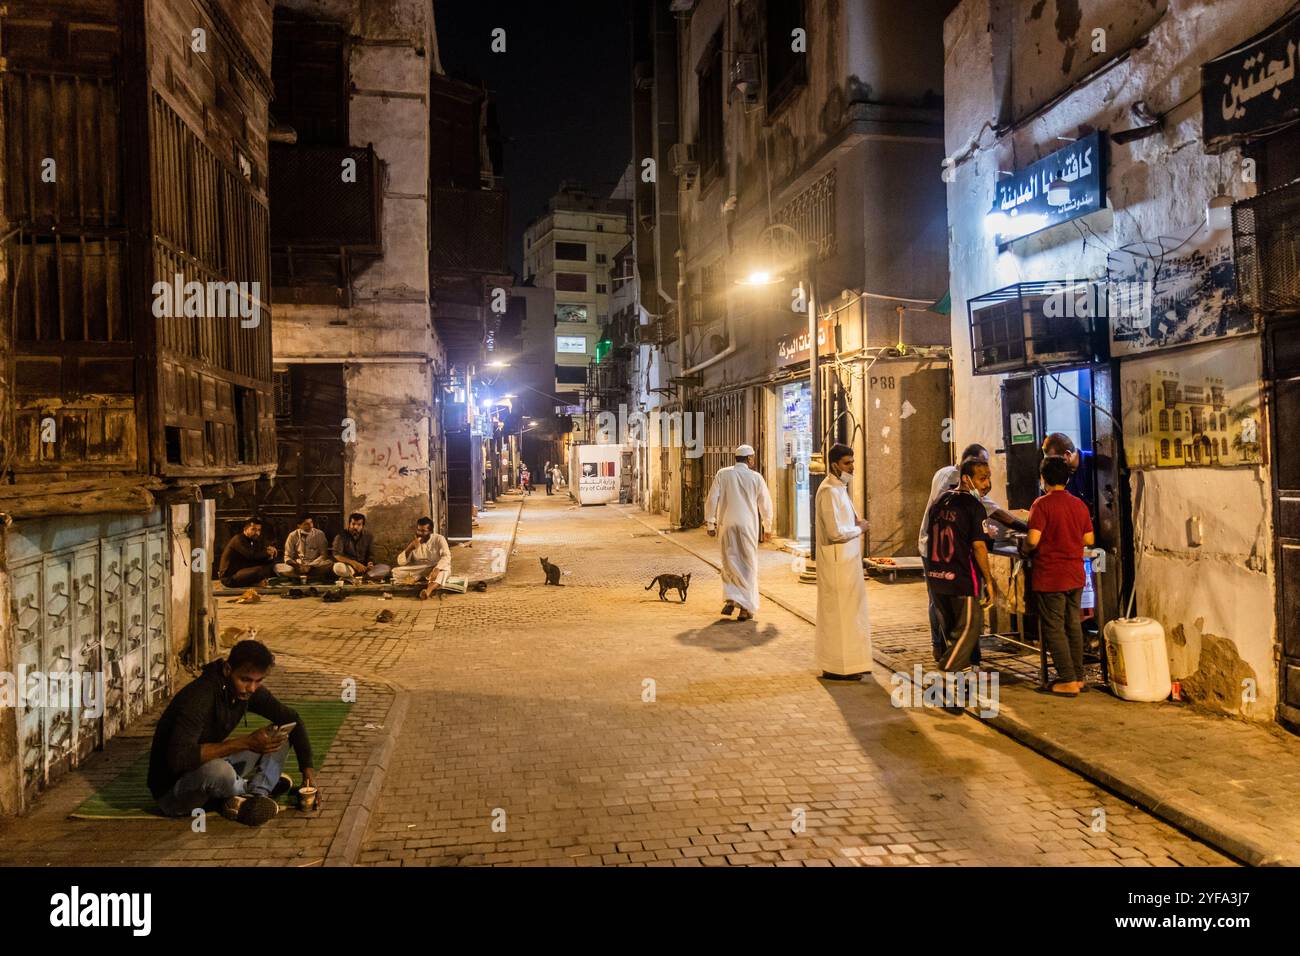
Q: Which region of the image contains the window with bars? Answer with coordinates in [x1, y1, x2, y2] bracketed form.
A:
[776, 168, 837, 262]
[4, 64, 129, 345]
[697, 32, 724, 188]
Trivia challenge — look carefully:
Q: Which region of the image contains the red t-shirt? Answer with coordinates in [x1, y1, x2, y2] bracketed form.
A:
[1028, 489, 1093, 592]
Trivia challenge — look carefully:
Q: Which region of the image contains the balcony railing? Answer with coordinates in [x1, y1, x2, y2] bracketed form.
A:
[432, 187, 508, 275]
[1233, 179, 1300, 314]
[270, 144, 382, 251]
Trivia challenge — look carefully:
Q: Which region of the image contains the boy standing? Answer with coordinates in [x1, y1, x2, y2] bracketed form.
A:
[923, 457, 1000, 671]
[1024, 456, 1095, 696]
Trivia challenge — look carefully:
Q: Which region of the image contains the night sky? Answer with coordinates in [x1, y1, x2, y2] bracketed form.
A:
[434, 0, 633, 277]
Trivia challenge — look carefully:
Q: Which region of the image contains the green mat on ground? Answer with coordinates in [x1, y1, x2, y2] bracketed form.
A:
[69, 700, 352, 820]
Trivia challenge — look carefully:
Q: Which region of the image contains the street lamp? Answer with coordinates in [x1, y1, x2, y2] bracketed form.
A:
[738, 222, 821, 574]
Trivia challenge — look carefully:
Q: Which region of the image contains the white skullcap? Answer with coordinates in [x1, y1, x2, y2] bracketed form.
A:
[735, 444, 755, 457]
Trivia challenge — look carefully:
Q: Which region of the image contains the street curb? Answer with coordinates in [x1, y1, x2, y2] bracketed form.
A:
[471, 496, 524, 585]
[975, 706, 1282, 867]
[621, 508, 1270, 867]
[325, 690, 411, 867]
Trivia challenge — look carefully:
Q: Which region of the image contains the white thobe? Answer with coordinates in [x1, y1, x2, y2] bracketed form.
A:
[705, 462, 773, 614]
[392, 534, 452, 585]
[815, 471, 872, 674]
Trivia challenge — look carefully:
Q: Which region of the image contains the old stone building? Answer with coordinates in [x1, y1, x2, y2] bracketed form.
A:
[942, 0, 1299, 723]
[0, 0, 277, 813]
[228, 0, 508, 552]
[627, 0, 955, 551]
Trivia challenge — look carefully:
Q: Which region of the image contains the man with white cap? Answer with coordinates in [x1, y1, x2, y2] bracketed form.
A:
[705, 444, 773, 621]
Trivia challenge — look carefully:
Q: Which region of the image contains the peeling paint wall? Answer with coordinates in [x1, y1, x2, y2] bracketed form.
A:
[0, 529, 18, 815]
[944, 0, 1289, 719]
[271, 0, 441, 557]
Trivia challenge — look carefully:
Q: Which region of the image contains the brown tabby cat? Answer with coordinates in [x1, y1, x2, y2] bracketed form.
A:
[646, 573, 691, 603]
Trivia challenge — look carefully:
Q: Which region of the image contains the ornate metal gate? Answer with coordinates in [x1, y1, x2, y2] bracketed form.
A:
[9, 525, 170, 803]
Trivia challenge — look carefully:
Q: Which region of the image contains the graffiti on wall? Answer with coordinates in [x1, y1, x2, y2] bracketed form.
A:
[357, 428, 428, 506]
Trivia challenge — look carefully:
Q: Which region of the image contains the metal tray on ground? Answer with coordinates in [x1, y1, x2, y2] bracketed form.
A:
[863, 556, 924, 581]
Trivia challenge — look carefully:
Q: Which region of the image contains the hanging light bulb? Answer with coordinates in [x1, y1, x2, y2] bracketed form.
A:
[1207, 192, 1234, 232]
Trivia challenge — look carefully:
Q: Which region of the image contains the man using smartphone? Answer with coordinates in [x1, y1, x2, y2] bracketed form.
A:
[148, 639, 319, 826]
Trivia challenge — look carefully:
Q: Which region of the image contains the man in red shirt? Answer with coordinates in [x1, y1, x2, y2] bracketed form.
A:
[1025, 456, 1095, 696]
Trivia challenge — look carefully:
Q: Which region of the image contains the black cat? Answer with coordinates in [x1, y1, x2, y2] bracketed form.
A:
[646, 573, 691, 603]
[540, 556, 564, 586]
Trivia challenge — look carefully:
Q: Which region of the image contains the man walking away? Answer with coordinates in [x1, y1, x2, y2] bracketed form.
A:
[219, 517, 278, 588]
[705, 444, 773, 622]
[923, 457, 1000, 671]
[1024, 456, 1095, 695]
[815, 443, 872, 680]
[148, 639, 318, 826]
[544, 460, 554, 495]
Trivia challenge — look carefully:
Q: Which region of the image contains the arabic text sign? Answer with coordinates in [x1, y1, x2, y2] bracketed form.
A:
[990, 132, 1104, 246]
[776, 316, 837, 366]
[1203, 11, 1300, 149]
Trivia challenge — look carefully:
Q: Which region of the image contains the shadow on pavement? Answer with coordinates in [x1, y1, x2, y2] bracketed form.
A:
[674, 621, 781, 653]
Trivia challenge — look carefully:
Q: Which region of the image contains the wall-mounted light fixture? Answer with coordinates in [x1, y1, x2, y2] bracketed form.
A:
[1207, 192, 1234, 232]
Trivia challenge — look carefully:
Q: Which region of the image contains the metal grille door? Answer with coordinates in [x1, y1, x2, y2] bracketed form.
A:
[10, 526, 169, 803]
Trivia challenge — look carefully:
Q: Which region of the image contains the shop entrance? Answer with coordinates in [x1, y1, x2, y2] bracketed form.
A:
[1268, 318, 1300, 725]
[779, 381, 812, 545]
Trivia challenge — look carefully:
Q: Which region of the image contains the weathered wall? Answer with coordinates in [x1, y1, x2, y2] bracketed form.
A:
[271, 0, 439, 552]
[345, 364, 434, 559]
[168, 504, 192, 660]
[943, 0, 1287, 718]
[0, 527, 19, 816]
[672, 0, 952, 533]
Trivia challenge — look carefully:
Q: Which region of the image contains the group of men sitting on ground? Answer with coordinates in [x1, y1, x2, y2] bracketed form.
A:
[218, 512, 452, 599]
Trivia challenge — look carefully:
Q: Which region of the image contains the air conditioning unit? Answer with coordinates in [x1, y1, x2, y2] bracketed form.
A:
[731, 54, 760, 107]
[670, 143, 699, 187]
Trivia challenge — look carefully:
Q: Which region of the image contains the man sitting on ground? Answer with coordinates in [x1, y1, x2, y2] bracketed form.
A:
[148, 639, 318, 826]
[279, 514, 333, 581]
[331, 512, 389, 582]
[219, 517, 278, 588]
[392, 516, 452, 599]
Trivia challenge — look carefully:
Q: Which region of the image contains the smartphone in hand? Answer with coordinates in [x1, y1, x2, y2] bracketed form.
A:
[267, 721, 296, 737]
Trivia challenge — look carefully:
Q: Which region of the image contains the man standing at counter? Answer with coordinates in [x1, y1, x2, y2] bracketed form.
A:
[1024, 456, 1095, 695]
[923, 457, 1000, 671]
[1042, 432, 1095, 509]
[920, 444, 1025, 662]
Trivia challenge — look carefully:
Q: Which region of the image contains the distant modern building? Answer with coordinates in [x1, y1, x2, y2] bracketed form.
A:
[522, 183, 632, 418]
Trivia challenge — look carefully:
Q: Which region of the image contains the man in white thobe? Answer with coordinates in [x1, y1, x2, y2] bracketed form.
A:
[815, 443, 872, 679]
[705, 444, 773, 621]
[391, 516, 452, 599]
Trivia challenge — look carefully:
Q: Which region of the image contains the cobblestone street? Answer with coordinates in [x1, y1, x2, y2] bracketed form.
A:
[0, 493, 1233, 866]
